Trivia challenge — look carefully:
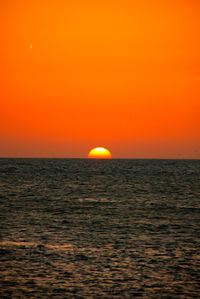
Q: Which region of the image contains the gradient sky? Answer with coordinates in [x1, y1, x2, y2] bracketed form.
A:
[1, 0, 200, 158]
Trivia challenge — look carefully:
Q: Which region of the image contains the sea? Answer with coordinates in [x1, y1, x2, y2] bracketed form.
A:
[0, 158, 199, 298]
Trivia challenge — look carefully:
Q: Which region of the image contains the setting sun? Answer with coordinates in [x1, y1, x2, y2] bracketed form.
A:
[88, 147, 112, 159]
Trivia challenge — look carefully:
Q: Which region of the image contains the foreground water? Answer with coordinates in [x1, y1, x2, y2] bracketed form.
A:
[0, 158, 199, 298]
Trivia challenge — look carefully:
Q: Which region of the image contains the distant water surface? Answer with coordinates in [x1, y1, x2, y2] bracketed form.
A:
[0, 158, 200, 298]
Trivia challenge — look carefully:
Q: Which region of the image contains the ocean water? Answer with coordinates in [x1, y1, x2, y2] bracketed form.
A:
[0, 158, 199, 298]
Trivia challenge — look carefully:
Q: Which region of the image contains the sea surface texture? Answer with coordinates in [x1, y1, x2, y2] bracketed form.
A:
[0, 158, 200, 298]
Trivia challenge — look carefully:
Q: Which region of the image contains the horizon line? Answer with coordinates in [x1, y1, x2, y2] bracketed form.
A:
[0, 157, 199, 160]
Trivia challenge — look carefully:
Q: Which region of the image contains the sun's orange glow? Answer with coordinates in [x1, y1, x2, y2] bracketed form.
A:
[0, 0, 199, 158]
[88, 147, 112, 159]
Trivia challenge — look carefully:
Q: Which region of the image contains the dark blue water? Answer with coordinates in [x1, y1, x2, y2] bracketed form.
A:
[0, 159, 200, 298]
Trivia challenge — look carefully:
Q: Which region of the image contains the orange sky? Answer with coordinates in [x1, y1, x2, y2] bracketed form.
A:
[1, 0, 199, 158]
